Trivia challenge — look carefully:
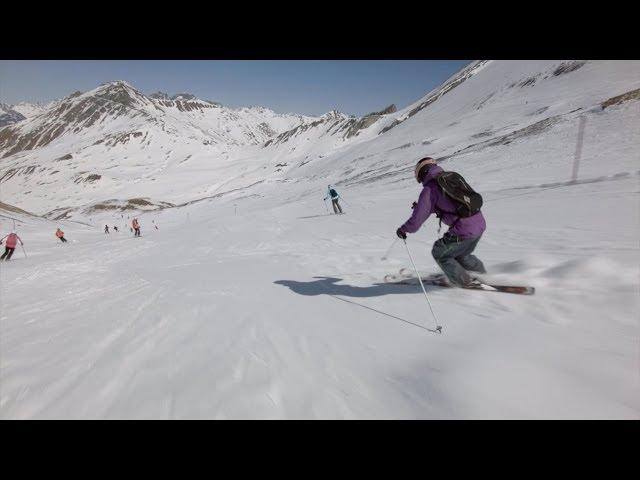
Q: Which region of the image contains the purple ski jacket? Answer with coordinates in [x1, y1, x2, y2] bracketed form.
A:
[400, 165, 486, 239]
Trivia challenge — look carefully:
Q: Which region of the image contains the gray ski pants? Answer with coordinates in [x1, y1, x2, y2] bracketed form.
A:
[431, 233, 486, 286]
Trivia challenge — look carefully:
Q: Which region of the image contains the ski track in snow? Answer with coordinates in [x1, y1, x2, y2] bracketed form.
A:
[1, 169, 638, 418]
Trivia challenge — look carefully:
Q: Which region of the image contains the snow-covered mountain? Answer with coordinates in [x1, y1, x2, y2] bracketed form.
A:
[0, 81, 312, 156]
[0, 101, 54, 127]
[0, 103, 26, 128]
[260, 105, 398, 166]
[0, 80, 320, 217]
[0, 80, 397, 218]
[10, 101, 53, 119]
[275, 60, 640, 191]
[1, 61, 639, 221]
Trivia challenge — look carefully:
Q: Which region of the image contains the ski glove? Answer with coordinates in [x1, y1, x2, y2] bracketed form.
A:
[411, 201, 417, 210]
[396, 228, 407, 240]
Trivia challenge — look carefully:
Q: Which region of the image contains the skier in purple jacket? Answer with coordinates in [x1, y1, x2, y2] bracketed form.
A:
[396, 157, 487, 287]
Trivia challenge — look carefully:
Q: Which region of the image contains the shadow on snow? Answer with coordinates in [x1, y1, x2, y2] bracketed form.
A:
[274, 277, 441, 333]
[274, 276, 436, 298]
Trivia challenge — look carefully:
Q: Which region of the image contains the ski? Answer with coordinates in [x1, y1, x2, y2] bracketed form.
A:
[384, 269, 535, 295]
[463, 283, 535, 295]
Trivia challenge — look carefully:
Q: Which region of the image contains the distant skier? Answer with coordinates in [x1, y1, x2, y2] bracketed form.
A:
[132, 218, 141, 237]
[324, 185, 343, 214]
[396, 157, 486, 288]
[104, 225, 110, 234]
[55, 228, 68, 243]
[0, 232, 24, 261]
[152, 220, 158, 230]
[113, 226, 119, 232]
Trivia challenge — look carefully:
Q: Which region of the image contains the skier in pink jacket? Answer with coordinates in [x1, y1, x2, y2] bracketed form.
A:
[1, 232, 24, 261]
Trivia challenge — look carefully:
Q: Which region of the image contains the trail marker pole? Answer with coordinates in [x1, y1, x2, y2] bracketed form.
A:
[571, 116, 587, 183]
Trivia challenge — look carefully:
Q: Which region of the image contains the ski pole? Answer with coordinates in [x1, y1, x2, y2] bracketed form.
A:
[323, 198, 329, 213]
[403, 239, 442, 333]
[381, 237, 399, 261]
[21, 244, 27, 259]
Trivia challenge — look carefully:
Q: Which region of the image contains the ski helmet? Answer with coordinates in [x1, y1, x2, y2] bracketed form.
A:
[414, 157, 437, 183]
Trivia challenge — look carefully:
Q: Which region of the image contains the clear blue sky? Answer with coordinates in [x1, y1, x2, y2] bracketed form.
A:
[0, 60, 471, 116]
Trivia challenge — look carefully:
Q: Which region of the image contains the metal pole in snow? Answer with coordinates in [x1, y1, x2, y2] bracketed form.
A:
[403, 239, 442, 333]
[381, 237, 399, 261]
[571, 116, 587, 183]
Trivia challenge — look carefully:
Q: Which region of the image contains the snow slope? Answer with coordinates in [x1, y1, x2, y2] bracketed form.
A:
[0, 60, 639, 418]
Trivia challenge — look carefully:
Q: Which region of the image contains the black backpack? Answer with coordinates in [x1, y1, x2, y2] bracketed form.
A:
[435, 171, 483, 218]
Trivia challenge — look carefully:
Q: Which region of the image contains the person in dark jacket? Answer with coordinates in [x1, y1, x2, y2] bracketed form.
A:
[324, 185, 343, 214]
